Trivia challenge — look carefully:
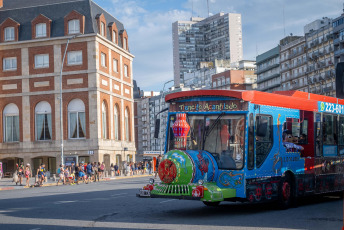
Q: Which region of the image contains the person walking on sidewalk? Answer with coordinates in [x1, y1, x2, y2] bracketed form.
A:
[57, 164, 65, 186]
[17, 162, 24, 186]
[114, 163, 119, 176]
[154, 155, 162, 178]
[37, 163, 46, 186]
[93, 162, 99, 182]
[100, 162, 105, 179]
[25, 164, 31, 187]
[86, 162, 93, 183]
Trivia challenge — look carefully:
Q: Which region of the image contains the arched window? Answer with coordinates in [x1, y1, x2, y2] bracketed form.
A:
[68, 99, 85, 139]
[35, 101, 52, 141]
[3, 103, 19, 142]
[102, 101, 107, 139]
[114, 105, 119, 140]
[125, 108, 129, 141]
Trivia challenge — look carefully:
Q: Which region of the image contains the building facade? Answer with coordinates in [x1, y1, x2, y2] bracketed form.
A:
[305, 18, 335, 96]
[256, 46, 281, 92]
[280, 36, 308, 92]
[333, 13, 344, 65]
[0, 0, 135, 174]
[212, 69, 256, 90]
[172, 13, 243, 86]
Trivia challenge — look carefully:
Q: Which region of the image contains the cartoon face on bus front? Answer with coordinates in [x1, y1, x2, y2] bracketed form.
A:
[158, 113, 245, 184]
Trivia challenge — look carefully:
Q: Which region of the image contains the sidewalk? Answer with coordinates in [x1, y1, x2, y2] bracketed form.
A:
[0, 173, 152, 191]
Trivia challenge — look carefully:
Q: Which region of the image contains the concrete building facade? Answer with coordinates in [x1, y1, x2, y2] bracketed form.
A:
[305, 18, 335, 96]
[256, 46, 281, 92]
[172, 13, 243, 86]
[280, 36, 308, 92]
[0, 0, 135, 175]
[333, 13, 344, 65]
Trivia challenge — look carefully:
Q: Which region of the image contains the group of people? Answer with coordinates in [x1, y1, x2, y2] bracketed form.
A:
[57, 162, 106, 186]
[13, 159, 159, 188]
[14, 162, 46, 187]
[120, 161, 153, 176]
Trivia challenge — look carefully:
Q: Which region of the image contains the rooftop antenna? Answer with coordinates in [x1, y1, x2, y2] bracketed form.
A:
[207, 0, 210, 17]
[283, 4, 286, 37]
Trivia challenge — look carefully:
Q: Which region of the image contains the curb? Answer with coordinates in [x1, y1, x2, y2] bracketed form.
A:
[0, 174, 151, 191]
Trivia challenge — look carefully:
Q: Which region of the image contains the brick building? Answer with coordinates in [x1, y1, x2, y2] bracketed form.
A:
[0, 0, 135, 174]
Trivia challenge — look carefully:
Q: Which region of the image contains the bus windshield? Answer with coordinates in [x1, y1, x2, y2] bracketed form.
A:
[167, 114, 245, 170]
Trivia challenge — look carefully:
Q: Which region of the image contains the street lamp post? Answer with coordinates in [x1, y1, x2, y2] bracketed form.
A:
[159, 80, 174, 154]
[60, 34, 80, 165]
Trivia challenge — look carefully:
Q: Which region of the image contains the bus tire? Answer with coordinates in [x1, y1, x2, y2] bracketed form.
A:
[203, 201, 220, 206]
[278, 174, 294, 209]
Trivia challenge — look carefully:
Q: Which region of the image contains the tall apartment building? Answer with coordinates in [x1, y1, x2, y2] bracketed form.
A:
[305, 18, 335, 96]
[280, 36, 308, 92]
[172, 13, 243, 86]
[0, 0, 135, 174]
[333, 13, 344, 65]
[256, 46, 281, 92]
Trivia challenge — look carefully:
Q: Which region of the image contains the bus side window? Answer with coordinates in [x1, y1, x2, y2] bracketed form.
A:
[255, 115, 273, 167]
[339, 116, 344, 155]
[315, 113, 322, 157]
[248, 113, 254, 170]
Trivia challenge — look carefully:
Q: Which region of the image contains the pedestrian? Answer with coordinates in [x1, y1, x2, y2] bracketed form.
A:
[123, 161, 127, 176]
[114, 163, 119, 176]
[100, 162, 105, 178]
[148, 161, 152, 175]
[70, 162, 76, 185]
[127, 162, 132, 176]
[57, 164, 65, 186]
[86, 162, 92, 183]
[25, 163, 31, 187]
[64, 166, 71, 184]
[78, 163, 87, 184]
[93, 162, 99, 182]
[74, 163, 79, 185]
[37, 163, 46, 186]
[154, 155, 162, 178]
[17, 162, 24, 186]
[110, 163, 114, 177]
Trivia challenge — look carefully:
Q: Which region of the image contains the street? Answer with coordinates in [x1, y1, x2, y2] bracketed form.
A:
[0, 176, 341, 230]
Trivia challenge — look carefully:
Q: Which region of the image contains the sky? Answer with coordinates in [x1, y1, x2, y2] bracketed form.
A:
[93, 0, 342, 91]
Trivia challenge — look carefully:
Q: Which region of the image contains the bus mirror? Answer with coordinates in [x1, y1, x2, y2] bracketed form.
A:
[257, 122, 267, 137]
[154, 119, 160, 138]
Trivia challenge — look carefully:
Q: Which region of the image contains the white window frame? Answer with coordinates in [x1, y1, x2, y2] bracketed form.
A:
[124, 64, 128, 77]
[114, 105, 119, 140]
[34, 54, 49, 69]
[123, 37, 127, 50]
[101, 53, 106, 67]
[68, 19, 80, 34]
[102, 101, 107, 139]
[3, 103, 19, 143]
[68, 99, 86, 139]
[67, 51, 82, 66]
[101, 22, 105, 36]
[3, 57, 17, 71]
[35, 23, 47, 38]
[4, 27, 15, 41]
[125, 109, 129, 141]
[35, 101, 52, 141]
[113, 59, 118, 72]
[113, 30, 117, 43]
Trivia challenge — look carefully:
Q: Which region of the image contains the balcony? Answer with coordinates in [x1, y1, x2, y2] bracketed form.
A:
[256, 63, 279, 75]
[334, 49, 344, 57]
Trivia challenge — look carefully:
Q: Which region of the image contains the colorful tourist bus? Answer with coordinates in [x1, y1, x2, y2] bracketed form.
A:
[138, 90, 344, 208]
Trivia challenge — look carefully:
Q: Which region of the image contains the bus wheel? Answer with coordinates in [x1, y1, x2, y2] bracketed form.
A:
[278, 175, 293, 209]
[203, 201, 220, 206]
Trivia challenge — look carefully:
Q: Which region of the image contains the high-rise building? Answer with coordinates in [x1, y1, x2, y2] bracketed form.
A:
[256, 46, 281, 92]
[333, 14, 344, 65]
[172, 13, 243, 86]
[0, 0, 135, 174]
[305, 18, 335, 96]
[280, 36, 308, 92]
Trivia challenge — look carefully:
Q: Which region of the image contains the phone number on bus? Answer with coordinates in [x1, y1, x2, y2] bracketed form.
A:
[318, 101, 344, 114]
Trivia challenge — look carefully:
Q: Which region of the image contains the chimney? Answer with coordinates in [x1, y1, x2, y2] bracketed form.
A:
[0, 0, 3, 8]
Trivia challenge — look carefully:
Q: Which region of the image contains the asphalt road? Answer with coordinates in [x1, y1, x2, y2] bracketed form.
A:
[0, 176, 342, 230]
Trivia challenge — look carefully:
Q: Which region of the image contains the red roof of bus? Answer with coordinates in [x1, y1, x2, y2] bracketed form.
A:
[165, 90, 344, 112]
